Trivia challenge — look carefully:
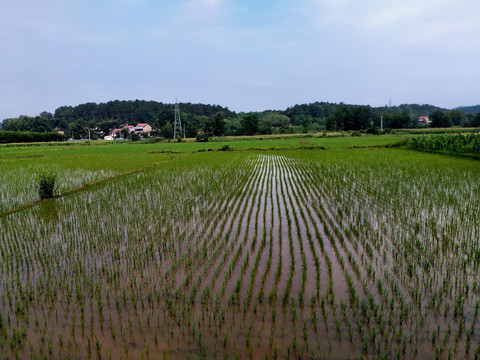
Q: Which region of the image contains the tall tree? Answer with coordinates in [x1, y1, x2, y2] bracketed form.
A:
[431, 110, 452, 128]
[326, 104, 350, 131]
[346, 106, 371, 131]
[472, 112, 480, 127]
[241, 114, 259, 135]
[70, 119, 87, 139]
[445, 110, 466, 126]
[213, 112, 226, 136]
[161, 122, 174, 139]
[391, 110, 411, 129]
[261, 113, 290, 128]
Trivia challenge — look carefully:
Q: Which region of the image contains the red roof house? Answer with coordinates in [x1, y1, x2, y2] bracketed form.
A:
[134, 123, 152, 134]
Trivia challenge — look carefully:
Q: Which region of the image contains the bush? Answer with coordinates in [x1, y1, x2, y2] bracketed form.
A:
[196, 133, 209, 142]
[366, 126, 380, 135]
[219, 144, 233, 151]
[38, 172, 56, 199]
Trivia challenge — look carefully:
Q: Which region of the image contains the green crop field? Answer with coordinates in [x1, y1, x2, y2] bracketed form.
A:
[0, 135, 479, 359]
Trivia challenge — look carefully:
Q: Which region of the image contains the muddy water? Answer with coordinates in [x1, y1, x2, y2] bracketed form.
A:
[2, 154, 479, 360]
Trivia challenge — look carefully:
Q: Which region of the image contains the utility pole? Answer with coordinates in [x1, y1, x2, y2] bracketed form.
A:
[380, 116, 383, 131]
[87, 128, 96, 140]
[173, 99, 182, 140]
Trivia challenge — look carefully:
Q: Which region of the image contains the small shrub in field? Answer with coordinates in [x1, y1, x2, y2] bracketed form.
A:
[219, 144, 233, 152]
[38, 172, 56, 199]
[196, 133, 209, 142]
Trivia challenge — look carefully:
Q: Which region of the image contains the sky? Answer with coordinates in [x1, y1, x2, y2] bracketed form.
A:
[1, 0, 479, 120]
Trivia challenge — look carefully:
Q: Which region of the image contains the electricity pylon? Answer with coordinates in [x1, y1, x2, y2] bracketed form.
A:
[173, 99, 182, 140]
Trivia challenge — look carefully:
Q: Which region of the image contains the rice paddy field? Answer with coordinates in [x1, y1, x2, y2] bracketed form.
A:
[0, 135, 479, 359]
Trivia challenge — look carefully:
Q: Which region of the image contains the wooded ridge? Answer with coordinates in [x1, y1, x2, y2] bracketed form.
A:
[1, 100, 479, 139]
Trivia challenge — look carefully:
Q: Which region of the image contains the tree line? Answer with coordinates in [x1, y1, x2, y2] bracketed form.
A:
[0, 131, 67, 144]
[1, 100, 479, 139]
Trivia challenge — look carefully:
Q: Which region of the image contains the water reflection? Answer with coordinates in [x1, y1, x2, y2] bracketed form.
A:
[38, 199, 59, 223]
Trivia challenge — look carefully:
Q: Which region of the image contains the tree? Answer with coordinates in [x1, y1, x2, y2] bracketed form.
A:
[391, 110, 411, 129]
[431, 110, 451, 128]
[135, 108, 152, 123]
[261, 113, 290, 128]
[302, 117, 312, 133]
[240, 114, 259, 135]
[325, 114, 336, 131]
[445, 110, 466, 126]
[346, 106, 371, 131]
[58, 120, 70, 132]
[185, 122, 198, 138]
[70, 119, 87, 139]
[202, 116, 215, 136]
[161, 122, 174, 138]
[472, 112, 480, 127]
[121, 128, 130, 139]
[373, 112, 393, 129]
[326, 105, 350, 131]
[213, 112, 226, 136]
[39, 111, 53, 119]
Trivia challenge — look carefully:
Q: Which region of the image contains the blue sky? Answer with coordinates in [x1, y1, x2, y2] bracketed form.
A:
[1, 0, 479, 120]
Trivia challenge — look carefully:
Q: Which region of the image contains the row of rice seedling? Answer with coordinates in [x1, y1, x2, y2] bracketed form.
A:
[288, 148, 480, 358]
[0, 152, 251, 358]
[1, 147, 478, 359]
[0, 152, 175, 213]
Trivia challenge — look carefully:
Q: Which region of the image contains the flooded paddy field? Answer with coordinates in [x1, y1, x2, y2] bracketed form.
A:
[1, 145, 479, 359]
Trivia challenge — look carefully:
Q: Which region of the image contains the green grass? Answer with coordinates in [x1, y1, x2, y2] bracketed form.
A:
[0, 133, 403, 156]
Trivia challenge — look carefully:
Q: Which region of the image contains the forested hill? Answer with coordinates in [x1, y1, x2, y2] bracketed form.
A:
[1, 100, 479, 138]
[456, 105, 480, 114]
[1, 100, 233, 134]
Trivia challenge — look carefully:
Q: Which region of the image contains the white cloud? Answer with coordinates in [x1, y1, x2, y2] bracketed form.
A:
[199, 0, 225, 5]
[180, 0, 229, 23]
[365, 3, 431, 29]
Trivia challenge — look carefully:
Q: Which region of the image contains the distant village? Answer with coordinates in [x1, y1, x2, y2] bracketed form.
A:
[103, 123, 152, 140]
[56, 123, 153, 140]
[56, 116, 434, 140]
